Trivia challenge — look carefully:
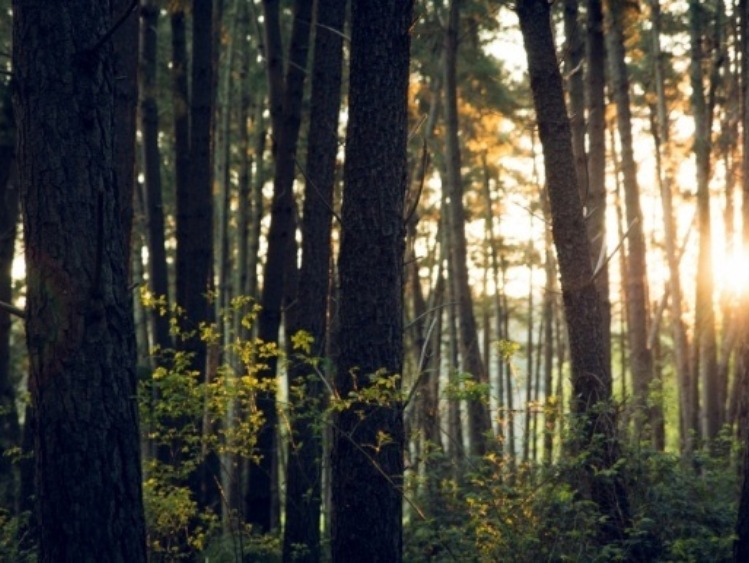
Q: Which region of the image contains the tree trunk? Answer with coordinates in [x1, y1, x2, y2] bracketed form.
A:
[0, 101, 18, 510]
[648, 0, 693, 457]
[247, 0, 313, 533]
[734, 0, 749, 557]
[331, 1, 413, 558]
[282, 0, 345, 559]
[689, 0, 721, 448]
[605, 0, 660, 446]
[518, 0, 633, 547]
[444, 0, 492, 457]
[139, 0, 171, 355]
[13, 1, 147, 558]
[586, 0, 612, 374]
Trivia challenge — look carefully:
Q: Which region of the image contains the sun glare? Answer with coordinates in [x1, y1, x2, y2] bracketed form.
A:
[715, 248, 749, 299]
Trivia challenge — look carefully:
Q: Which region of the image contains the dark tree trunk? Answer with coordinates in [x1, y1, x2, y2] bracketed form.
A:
[139, 0, 171, 354]
[585, 0, 612, 374]
[170, 4, 190, 234]
[648, 0, 693, 457]
[605, 0, 660, 446]
[13, 1, 147, 559]
[0, 99, 18, 510]
[734, 0, 749, 558]
[247, 0, 313, 533]
[330, 0, 413, 559]
[282, 0, 346, 559]
[689, 0, 721, 447]
[444, 0, 492, 457]
[517, 0, 633, 548]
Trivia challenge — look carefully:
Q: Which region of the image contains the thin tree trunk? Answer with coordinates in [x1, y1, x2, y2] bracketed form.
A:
[444, 0, 492, 457]
[648, 0, 693, 456]
[139, 0, 171, 355]
[689, 0, 721, 448]
[282, 0, 345, 558]
[0, 125, 18, 511]
[518, 0, 634, 547]
[586, 0, 612, 374]
[248, 0, 313, 533]
[606, 0, 659, 445]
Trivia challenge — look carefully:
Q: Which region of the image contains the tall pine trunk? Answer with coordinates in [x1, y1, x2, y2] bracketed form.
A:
[518, 0, 634, 547]
[282, 0, 345, 558]
[13, 1, 147, 558]
[444, 0, 492, 457]
[330, 0, 413, 559]
[605, 0, 661, 446]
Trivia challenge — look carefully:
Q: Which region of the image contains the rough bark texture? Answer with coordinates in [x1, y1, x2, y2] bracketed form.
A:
[282, 0, 345, 559]
[13, 1, 147, 559]
[605, 0, 661, 446]
[517, 0, 632, 549]
[444, 0, 492, 457]
[331, 0, 412, 559]
[247, 0, 313, 533]
[585, 0, 612, 374]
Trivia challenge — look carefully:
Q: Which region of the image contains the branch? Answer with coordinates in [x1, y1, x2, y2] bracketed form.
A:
[0, 300, 24, 319]
[86, 0, 139, 54]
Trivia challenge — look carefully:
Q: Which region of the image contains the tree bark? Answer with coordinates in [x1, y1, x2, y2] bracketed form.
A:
[689, 0, 721, 447]
[282, 0, 345, 559]
[586, 0, 612, 374]
[139, 0, 171, 355]
[0, 95, 18, 510]
[443, 0, 492, 457]
[247, 0, 313, 533]
[605, 0, 660, 446]
[13, 1, 147, 558]
[330, 0, 413, 559]
[518, 0, 633, 547]
[648, 0, 694, 457]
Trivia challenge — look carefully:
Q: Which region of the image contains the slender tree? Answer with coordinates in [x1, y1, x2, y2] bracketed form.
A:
[648, 0, 693, 456]
[0, 88, 18, 510]
[518, 0, 634, 548]
[689, 0, 721, 447]
[283, 0, 346, 559]
[331, 0, 413, 558]
[444, 0, 493, 457]
[605, 0, 661, 447]
[139, 0, 171, 355]
[13, 0, 147, 558]
[247, 0, 313, 532]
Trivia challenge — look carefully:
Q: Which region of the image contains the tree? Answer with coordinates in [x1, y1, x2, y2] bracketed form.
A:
[282, 0, 346, 559]
[0, 86, 18, 511]
[517, 0, 634, 548]
[648, 0, 694, 456]
[247, 0, 313, 532]
[139, 0, 171, 356]
[605, 0, 662, 447]
[331, 0, 413, 559]
[688, 0, 720, 447]
[443, 0, 493, 457]
[12, 0, 146, 559]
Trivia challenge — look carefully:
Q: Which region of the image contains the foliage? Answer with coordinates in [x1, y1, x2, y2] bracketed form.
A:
[404, 428, 737, 562]
[0, 509, 34, 562]
[138, 295, 282, 560]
